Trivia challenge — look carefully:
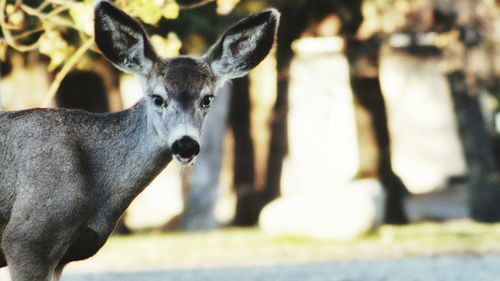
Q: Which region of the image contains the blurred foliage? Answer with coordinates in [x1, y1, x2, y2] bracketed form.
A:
[0, 0, 238, 66]
[116, 0, 180, 24]
[39, 29, 74, 70]
[0, 0, 243, 104]
[1, 0, 498, 102]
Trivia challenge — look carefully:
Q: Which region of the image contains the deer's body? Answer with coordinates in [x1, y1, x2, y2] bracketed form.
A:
[0, 101, 170, 265]
[0, 1, 278, 280]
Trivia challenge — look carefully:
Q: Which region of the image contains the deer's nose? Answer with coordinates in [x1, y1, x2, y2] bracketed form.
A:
[171, 136, 200, 158]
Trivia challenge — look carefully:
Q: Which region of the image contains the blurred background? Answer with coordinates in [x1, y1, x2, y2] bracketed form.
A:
[1, 0, 500, 279]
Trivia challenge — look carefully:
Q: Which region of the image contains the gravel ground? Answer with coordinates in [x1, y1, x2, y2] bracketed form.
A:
[61, 255, 500, 281]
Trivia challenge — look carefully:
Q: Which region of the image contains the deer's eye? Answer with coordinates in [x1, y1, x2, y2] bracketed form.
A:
[201, 95, 215, 109]
[151, 95, 165, 107]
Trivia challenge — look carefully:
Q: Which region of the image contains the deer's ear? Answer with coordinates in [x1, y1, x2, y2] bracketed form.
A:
[205, 9, 280, 82]
[94, 1, 156, 74]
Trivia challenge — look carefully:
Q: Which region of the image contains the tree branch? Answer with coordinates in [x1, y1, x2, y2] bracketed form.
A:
[0, 0, 40, 51]
[21, 4, 82, 31]
[41, 37, 94, 107]
[178, 0, 215, 10]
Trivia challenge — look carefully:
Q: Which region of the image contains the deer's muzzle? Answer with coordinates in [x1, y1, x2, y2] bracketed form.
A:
[171, 136, 200, 164]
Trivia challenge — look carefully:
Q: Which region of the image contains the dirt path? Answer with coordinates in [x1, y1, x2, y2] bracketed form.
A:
[61, 255, 500, 281]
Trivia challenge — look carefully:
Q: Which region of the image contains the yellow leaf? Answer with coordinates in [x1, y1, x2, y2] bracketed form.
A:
[39, 30, 72, 71]
[132, 0, 163, 25]
[6, 4, 24, 28]
[165, 32, 182, 56]
[0, 40, 7, 61]
[162, 1, 179, 19]
[69, 1, 94, 35]
[150, 32, 182, 57]
[216, 0, 240, 15]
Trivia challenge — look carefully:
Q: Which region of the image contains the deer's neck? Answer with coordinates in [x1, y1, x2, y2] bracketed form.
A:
[89, 99, 172, 221]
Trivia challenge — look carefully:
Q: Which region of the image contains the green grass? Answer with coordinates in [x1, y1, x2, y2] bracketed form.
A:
[65, 220, 500, 273]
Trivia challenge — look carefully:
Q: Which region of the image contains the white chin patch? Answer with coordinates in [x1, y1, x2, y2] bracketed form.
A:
[174, 154, 196, 166]
[174, 155, 196, 166]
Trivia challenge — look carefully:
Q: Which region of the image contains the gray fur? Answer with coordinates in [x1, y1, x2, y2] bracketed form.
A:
[0, 2, 279, 280]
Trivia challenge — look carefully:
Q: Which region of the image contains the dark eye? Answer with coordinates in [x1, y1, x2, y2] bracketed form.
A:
[201, 95, 215, 109]
[151, 95, 165, 107]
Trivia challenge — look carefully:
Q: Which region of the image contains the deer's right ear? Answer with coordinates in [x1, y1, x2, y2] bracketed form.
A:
[94, 1, 156, 74]
[204, 9, 280, 83]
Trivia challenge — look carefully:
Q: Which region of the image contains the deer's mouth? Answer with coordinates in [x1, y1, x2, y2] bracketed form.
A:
[174, 155, 196, 165]
[170, 135, 200, 166]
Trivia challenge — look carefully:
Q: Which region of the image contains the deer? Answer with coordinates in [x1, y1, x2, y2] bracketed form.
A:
[0, 1, 279, 280]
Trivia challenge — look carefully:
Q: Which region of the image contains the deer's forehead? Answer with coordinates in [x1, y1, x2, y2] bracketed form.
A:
[153, 57, 213, 96]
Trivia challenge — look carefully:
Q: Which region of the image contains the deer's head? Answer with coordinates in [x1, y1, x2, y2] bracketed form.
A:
[94, 1, 279, 165]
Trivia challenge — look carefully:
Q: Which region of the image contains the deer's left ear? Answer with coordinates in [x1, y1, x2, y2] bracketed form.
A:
[205, 9, 280, 82]
[94, 1, 156, 75]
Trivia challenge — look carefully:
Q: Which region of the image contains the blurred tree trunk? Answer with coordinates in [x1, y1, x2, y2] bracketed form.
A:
[345, 38, 409, 224]
[228, 2, 297, 225]
[440, 0, 500, 222]
[180, 83, 231, 231]
[337, 0, 408, 224]
[448, 72, 500, 222]
[0, 60, 12, 79]
[257, 0, 304, 220]
[55, 71, 109, 113]
[262, 41, 292, 206]
[229, 0, 365, 225]
[491, 79, 500, 167]
[230, 76, 260, 226]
